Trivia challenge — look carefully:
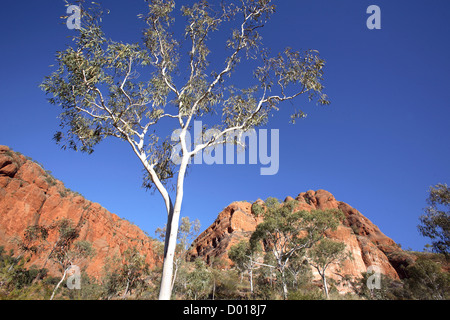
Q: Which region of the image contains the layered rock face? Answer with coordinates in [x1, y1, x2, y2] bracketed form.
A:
[189, 190, 414, 290]
[0, 145, 156, 278]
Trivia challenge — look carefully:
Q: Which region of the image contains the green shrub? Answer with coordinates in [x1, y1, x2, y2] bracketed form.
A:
[288, 288, 324, 300]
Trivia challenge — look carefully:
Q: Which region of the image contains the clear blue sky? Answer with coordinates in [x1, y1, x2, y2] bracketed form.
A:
[1, 0, 449, 251]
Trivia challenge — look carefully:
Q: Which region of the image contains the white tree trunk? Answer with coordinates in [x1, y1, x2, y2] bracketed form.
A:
[158, 199, 181, 300]
[322, 273, 329, 299]
[158, 154, 189, 300]
[249, 267, 253, 294]
[171, 259, 178, 293]
[50, 267, 68, 300]
[282, 277, 288, 300]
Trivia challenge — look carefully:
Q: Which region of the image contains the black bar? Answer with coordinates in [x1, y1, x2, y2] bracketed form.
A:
[0, 300, 446, 318]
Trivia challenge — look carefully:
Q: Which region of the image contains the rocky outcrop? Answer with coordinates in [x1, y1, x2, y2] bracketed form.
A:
[189, 189, 415, 291]
[0, 144, 416, 293]
[190, 201, 263, 265]
[0, 145, 156, 279]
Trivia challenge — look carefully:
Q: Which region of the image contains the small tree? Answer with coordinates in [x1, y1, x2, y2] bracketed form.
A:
[7, 224, 50, 274]
[418, 183, 450, 256]
[403, 257, 450, 300]
[184, 259, 213, 300]
[41, 0, 330, 299]
[307, 238, 351, 299]
[14, 225, 50, 258]
[229, 239, 262, 294]
[250, 198, 343, 299]
[102, 248, 150, 299]
[155, 216, 200, 293]
[120, 248, 150, 299]
[285, 250, 312, 292]
[47, 218, 94, 300]
[49, 240, 94, 300]
[0, 246, 49, 297]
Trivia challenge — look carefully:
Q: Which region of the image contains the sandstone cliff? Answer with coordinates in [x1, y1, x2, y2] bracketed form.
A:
[189, 190, 415, 291]
[0, 145, 156, 279]
[1, 144, 416, 292]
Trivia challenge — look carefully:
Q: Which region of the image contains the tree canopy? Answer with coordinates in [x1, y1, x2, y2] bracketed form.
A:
[249, 198, 343, 299]
[418, 183, 450, 256]
[41, 0, 330, 192]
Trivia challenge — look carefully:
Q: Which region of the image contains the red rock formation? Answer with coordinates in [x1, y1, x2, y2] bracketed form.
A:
[189, 189, 415, 291]
[1, 144, 416, 294]
[0, 145, 156, 279]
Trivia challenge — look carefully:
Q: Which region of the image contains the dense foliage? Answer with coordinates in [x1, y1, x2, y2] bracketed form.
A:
[418, 183, 450, 256]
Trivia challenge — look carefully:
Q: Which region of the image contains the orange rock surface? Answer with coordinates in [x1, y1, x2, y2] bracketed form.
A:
[0, 145, 156, 279]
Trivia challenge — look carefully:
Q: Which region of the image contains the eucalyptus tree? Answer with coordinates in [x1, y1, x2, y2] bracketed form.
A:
[48, 218, 94, 300]
[155, 216, 201, 292]
[307, 238, 351, 299]
[418, 183, 450, 256]
[250, 199, 343, 299]
[41, 0, 330, 299]
[229, 239, 263, 294]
